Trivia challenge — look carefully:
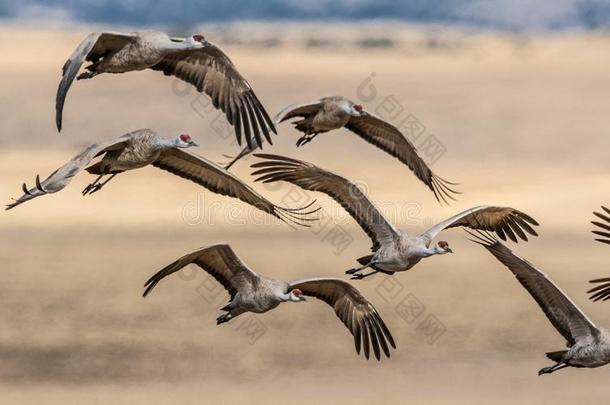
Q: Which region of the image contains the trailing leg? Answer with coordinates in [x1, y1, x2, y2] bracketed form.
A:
[296, 133, 319, 147]
[86, 173, 117, 195]
[82, 174, 104, 195]
[216, 312, 233, 325]
[351, 270, 379, 280]
[538, 362, 568, 376]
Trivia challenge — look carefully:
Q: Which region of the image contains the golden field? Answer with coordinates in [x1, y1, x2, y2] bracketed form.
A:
[1, 23, 610, 404]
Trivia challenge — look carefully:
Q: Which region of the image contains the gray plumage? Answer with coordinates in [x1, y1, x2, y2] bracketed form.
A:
[6, 129, 315, 226]
[143, 243, 395, 360]
[225, 96, 457, 203]
[56, 30, 275, 149]
[250, 154, 538, 280]
[468, 231, 610, 375]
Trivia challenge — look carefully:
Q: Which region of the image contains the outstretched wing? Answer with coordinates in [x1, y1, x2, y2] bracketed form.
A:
[143, 244, 259, 299]
[421, 206, 538, 244]
[274, 101, 322, 123]
[56, 32, 136, 131]
[150, 41, 275, 149]
[592, 206, 610, 245]
[468, 231, 599, 346]
[222, 101, 323, 170]
[5, 138, 129, 210]
[153, 148, 318, 227]
[288, 277, 395, 360]
[345, 112, 458, 203]
[251, 154, 399, 250]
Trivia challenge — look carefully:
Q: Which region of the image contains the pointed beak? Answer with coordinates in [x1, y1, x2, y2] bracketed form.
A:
[301, 297, 307, 302]
[447, 248, 454, 254]
[189, 141, 199, 147]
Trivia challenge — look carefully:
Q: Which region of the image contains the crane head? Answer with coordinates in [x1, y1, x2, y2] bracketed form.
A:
[437, 240, 453, 254]
[177, 133, 198, 148]
[192, 34, 205, 43]
[289, 289, 306, 302]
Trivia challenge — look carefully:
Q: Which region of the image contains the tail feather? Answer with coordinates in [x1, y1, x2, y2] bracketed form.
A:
[356, 254, 394, 275]
[85, 161, 104, 175]
[546, 350, 567, 362]
[357, 255, 374, 266]
[294, 118, 316, 134]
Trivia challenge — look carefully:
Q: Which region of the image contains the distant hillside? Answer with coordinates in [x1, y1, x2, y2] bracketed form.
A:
[1, 0, 610, 31]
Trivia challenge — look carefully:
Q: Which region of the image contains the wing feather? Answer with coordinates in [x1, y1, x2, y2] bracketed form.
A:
[468, 231, 598, 346]
[150, 43, 275, 148]
[288, 277, 396, 360]
[5, 138, 129, 210]
[143, 244, 258, 299]
[273, 101, 322, 124]
[592, 206, 610, 245]
[56, 32, 136, 131]
[586, 207, 610, 301]
[422, 206, 539, 244]
[345, 112, 458, 203]
[153, 149, 317, 227]
[251, 154, 399, 250]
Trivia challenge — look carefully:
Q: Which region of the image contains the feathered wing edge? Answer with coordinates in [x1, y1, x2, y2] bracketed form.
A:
[288, 278, 396, 361]
[466, 229, 599, 346]
[592, 206, 610, 245]
[586, 206, 610, 301]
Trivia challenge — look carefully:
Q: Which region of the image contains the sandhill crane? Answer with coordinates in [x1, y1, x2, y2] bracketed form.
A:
[143, 243, 396, 360]
[467, 231, 610, 375]
[585, 206, 610, 301]
[57, 30, 275, 149]
[5, 129, 315, 226]
[225, 96, 458, 203]
[250, 154, 538, 279]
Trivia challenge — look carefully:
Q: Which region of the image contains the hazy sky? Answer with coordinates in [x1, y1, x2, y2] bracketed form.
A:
[1, 0, 609, 31]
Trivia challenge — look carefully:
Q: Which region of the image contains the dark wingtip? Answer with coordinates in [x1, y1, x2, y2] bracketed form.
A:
[464, 229, 498, 247]
[55, 108, 63, 132]
[142, 278, 157, 298]
[431, 175, 460, 206]
[35, 175, 44, 192]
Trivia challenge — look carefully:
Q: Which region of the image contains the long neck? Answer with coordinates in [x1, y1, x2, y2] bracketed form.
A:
[419, 246, 439, 257]
[278, 292, 292, 302]
[156, 137, 177, 150]
[165, 39, 199, 52]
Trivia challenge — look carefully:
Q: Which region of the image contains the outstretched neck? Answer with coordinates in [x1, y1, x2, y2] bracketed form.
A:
[419, 246, 439, 257]
[156, 137, 177, 150]
[165, 39, 202, 52]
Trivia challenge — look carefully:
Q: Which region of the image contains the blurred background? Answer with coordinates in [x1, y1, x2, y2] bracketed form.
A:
[1, 1, 610, 404]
